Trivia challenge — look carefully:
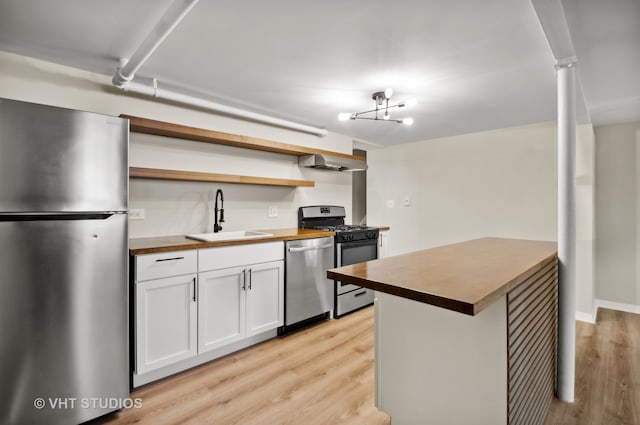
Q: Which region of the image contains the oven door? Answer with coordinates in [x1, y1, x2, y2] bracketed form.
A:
[336, 238, 378, 294]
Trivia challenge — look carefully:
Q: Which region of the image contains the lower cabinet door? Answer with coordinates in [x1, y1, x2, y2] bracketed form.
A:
[135, 274, 197, 374]
[246, 260, 284, 337]
[198, 266, 246, 353]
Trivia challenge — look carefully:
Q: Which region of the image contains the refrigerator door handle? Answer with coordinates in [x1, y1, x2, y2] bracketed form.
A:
[0, 212, 117, 221]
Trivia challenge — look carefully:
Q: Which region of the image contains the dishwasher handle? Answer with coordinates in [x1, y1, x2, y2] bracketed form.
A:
[287, 243, 334, 253]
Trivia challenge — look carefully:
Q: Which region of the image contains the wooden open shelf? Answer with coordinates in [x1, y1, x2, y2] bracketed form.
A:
[121, 114, 364, 161]
[129, 167, 314, 188]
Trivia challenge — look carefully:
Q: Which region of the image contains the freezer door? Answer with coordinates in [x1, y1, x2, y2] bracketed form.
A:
[0, 214, 128, 425]
[0, 99, 128, 212]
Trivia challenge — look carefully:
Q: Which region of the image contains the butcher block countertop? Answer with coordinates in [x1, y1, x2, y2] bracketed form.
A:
[129, 228, 335, 255]
[327, 237, 557, 316]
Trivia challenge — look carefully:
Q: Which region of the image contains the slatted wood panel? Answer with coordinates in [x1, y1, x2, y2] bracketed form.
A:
[507, 257, 558, 425]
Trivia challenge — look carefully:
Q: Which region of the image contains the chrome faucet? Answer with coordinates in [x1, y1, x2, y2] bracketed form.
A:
[214, 189, 224, 233]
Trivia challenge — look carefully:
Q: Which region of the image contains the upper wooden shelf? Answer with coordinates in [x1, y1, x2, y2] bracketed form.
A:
[121, 115, 364, 161]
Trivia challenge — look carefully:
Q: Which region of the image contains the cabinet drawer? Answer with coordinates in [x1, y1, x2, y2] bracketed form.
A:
[336, 288, 375, 317]
[199, 241, 284, 272]
[135, 250, 197, 282]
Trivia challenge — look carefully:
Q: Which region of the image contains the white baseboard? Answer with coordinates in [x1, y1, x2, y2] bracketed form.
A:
[575, 299, 640, 324]
[575, 310, 597, 324]
[575, 300, 599, 324]
[595, 299, 640, 315]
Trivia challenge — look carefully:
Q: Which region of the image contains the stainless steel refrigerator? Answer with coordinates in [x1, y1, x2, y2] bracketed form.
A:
[0, 98, 129, 425]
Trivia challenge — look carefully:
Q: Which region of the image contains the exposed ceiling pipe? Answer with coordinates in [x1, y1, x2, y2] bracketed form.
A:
[112, 0, 328, 137]
[123, 79, 330, 136]
[113, 0, 200, 87]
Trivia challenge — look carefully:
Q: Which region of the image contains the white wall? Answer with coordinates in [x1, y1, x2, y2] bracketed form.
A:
[575, 124, 596, 320]
[367, 122, 597, 319]
[0, 51, 354, 237]
[367, 122, 558, 254]
[595, 121, 640, 310]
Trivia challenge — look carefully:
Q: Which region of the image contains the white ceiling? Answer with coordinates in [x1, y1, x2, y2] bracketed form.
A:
[0, 0, 638, 146]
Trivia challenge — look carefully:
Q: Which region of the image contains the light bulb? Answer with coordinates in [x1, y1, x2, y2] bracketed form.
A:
[383, 112, 390, 120]
[384, 88, 394, 99]
[402, 117, 414, 126]
[338, 112, 352, 121]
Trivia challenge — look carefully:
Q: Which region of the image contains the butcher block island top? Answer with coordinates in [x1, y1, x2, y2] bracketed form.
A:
[327, 237, 557, 315]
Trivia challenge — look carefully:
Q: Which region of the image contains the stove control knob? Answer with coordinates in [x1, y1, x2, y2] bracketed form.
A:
[344, 234, 352, 242]
[366, 231, 376, 239]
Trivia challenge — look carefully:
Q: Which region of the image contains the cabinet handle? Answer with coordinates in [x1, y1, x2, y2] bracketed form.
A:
[288, 243, 334, 253]
[248, 268, 252, 290]
[155, 256, 184, 262]
[242, 269, 246, 291]
[192, 277, 196, 302]
[354, 290, 367, 297]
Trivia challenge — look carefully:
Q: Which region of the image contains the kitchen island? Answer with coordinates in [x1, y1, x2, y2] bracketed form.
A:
[327, 237, 558, 425]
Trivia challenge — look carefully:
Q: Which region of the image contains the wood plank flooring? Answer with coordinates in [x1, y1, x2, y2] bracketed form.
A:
[93, 307, 390, 425]
[543, 308, 640, 425]
[92, 307, 640, 425]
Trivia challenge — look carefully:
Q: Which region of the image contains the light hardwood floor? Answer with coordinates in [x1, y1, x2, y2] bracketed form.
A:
[543, 308, 640, 425]
[93, 307, 639, 425]
[95, 307, 389, 425]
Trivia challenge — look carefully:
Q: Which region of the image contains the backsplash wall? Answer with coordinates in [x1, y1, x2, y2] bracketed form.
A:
[129, 133, 352, 237]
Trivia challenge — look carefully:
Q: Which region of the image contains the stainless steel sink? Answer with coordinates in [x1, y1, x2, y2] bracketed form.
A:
[185, 231, 273, 242]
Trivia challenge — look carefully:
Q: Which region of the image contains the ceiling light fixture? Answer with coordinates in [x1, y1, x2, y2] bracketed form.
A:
[338, 88, 415, 125]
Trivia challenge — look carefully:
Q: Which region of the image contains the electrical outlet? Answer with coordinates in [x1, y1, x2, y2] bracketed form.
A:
[386, 200, 394, 209]
[268, 205, 278, 218]
[130, 208, 145, 220]
[403, 197, 411, 206]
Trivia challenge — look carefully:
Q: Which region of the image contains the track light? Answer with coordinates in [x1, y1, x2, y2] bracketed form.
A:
[338, 88, 415, 125]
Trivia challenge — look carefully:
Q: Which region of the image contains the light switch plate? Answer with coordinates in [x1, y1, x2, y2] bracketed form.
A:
[130, 208, 145, 220]
[268, 205, 278, 218]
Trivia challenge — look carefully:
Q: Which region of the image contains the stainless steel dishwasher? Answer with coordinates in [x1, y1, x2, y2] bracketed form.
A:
[282, 236, 335, 332]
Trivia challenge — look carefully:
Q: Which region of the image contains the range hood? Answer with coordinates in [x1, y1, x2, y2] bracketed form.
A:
[299, 154, 367, 172]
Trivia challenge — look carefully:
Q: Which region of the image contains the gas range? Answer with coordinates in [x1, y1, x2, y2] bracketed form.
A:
[312, 225, 379, 243]
[298, 205, 378, 318]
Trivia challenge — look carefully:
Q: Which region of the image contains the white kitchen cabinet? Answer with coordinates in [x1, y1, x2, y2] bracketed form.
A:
[132, 242, 284, 385]
[198, 266, 246, 353]
[134, 250, 198, 375]
[378, 230, 390, 258]
[245, 260, 284, 336]
[135, 273, 197, 374]
[198, 252, 284, 353]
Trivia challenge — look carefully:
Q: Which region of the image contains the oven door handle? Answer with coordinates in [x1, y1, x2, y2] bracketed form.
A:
[336, 238, 379, 248]
[288, 243, 334, 253]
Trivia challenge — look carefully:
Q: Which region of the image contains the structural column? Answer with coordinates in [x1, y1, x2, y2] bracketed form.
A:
[556, 60, 577, 402]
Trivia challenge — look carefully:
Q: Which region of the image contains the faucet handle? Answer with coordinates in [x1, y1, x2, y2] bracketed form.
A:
[220, 208, 225, 223]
